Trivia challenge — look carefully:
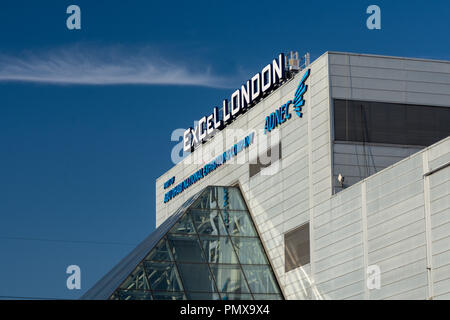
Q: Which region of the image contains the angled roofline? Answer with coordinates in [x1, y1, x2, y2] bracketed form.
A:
[81, 191, 203, 299]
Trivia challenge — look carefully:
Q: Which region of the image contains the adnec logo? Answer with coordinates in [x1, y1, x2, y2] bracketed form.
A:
[264, 69, 310, 134]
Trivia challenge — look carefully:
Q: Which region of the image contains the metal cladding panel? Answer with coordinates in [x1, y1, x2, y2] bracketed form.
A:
[430, 164, 450, 299]
[329, 52, 450, 107]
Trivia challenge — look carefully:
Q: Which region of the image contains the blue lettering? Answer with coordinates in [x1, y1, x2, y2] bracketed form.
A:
[275, 108, 281, 127]
[264, 116, 270, 134]
[164, 132, 255, 203]
[286, 101, 292, 119]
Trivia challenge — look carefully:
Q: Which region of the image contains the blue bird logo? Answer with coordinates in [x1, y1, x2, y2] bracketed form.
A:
[292, 69, 310, 117]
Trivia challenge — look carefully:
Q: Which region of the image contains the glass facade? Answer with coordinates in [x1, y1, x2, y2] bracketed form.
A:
[109, 186, 283, 300]
[334, 99, 450, 146]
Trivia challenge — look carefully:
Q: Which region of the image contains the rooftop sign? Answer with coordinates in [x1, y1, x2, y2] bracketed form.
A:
[183, 53, 286, 153]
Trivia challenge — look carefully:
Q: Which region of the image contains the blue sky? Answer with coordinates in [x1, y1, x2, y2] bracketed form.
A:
[0, 0, 449, 300]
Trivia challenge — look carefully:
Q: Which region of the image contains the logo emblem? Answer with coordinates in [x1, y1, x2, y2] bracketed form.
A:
[263, 68, 311, 134]
[293, 69, 310, 117]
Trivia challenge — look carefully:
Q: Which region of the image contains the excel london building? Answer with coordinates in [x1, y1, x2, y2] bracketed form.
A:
[83, 51, 450, 300]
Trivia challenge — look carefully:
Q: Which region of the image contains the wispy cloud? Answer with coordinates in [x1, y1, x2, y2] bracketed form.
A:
[0, 45, 233, 88]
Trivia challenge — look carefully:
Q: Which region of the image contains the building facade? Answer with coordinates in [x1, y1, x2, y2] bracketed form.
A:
[84, 52, 450, 300]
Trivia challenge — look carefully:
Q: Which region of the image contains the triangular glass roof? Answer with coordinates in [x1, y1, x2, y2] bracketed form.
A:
[82, 186, 283, 300]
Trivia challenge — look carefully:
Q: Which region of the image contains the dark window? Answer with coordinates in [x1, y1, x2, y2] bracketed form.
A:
[249, 143, 282, 178]
[284, 223, 310, 272]
[334, 99, 450, 146]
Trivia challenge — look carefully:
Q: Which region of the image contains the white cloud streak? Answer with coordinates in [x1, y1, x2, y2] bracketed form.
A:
[0, 46, 233, 88]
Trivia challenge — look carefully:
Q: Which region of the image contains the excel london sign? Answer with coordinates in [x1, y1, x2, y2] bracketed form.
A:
[183, 53, 287, 153]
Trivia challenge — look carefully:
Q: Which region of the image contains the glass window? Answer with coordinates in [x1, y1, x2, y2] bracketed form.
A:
[192, 187, 221, 210]
[116, 289, 153, 300]
[242, 265, 279, 294]
[199, 236, 239, 264]
[231, 237, 268, 265]
[219, 188, 248, 210]
[167, 234, 206, 263]
[334, 99, 450, 146]
[220, 293, 253, 300]
[144, 261, 183, 292]
[119, 265, 150, 291]
[209, 264, 250, 294]
[176, 263, 218, 293]
[168, 213, 196, 234]
[109, 293, 120, 300]
[192, 187, 248, 211]
[107, 186, 283, 300]
[284, 223, 310, 272]
[144, 239, 172, 262]
[189, 210, 228, 236]
[152, 291, 186, 300]
[223, 211, 257, 237]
